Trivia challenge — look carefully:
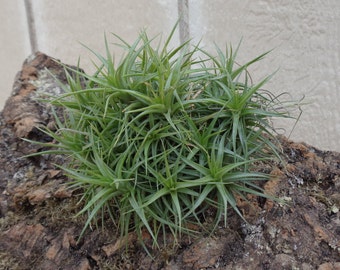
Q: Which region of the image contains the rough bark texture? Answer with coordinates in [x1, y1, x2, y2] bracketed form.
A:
[0, 53, 339, 269]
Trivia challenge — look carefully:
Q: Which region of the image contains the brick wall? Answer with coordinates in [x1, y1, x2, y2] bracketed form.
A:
[1, 0, 339, 151]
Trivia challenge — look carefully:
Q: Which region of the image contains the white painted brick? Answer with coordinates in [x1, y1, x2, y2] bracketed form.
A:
[0, 0, 30, 109]
[0, 0, 339, 151]
[189, 0, 340, 151]
[31, 0, 179, 74]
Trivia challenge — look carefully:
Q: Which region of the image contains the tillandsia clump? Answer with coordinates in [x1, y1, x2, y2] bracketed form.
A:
[34, 26, 298, 249]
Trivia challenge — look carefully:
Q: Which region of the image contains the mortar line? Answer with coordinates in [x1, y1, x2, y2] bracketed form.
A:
[177, 0, 190, 44]
[24, 0, 38, 53]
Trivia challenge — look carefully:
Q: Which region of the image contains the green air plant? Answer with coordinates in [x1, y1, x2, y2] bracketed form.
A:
[32, 26, 298, 250]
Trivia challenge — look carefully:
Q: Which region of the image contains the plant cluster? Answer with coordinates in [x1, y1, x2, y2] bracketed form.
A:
[38, 27, 295, 248]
